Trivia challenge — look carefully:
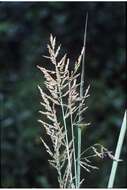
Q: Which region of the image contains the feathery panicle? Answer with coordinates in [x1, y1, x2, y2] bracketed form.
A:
[37, 35, 115, 188]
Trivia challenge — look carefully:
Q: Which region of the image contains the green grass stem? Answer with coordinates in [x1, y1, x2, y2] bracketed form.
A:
[77, 13, 88, 188]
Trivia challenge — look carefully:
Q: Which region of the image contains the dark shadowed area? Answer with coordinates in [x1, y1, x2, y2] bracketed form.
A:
[1, 2, 126, 188]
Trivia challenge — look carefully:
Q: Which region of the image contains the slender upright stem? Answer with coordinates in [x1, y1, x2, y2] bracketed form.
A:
[56, 149, 63, 188]
[108, 111, 126, 188]
[69, 82, 77, 187]
[77, 13, 88, 188]
[55, 66, 73, 187]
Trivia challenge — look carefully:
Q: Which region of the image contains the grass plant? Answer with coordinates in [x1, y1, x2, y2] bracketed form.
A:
[37, 33, 117, 188]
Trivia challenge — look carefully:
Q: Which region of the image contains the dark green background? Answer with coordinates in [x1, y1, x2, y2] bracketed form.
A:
[1, 2, 126, 188]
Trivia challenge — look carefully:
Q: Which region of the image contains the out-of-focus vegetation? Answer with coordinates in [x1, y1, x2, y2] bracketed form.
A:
[1, 2, 126, 188]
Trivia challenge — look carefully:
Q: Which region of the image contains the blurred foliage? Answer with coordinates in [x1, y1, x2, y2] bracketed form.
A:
[1, 2, 126, 188]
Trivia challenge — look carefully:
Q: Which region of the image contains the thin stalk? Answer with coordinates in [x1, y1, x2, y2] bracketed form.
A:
[56, 149, 63, 188]
[107, 111, 126, 188]
[55, 65, 73, 187]
[69, 82, 77, 187]
[77, 13, 88, 188]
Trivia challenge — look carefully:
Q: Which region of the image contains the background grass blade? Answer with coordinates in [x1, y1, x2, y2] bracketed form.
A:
[107, 110, 127, 188]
